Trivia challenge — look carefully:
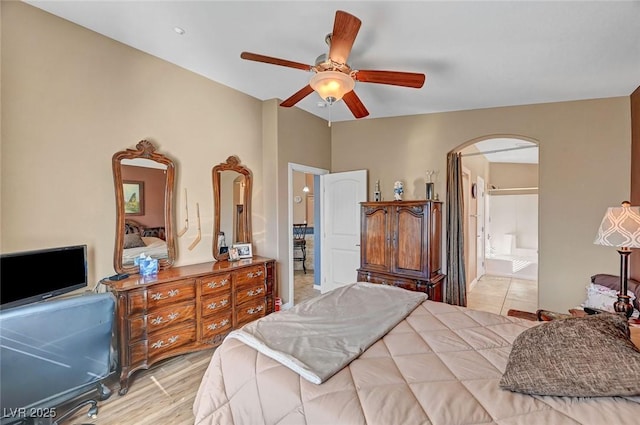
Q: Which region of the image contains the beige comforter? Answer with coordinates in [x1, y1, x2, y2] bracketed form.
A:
[194, 298, 640, 425]
[226, 283, 427, 384]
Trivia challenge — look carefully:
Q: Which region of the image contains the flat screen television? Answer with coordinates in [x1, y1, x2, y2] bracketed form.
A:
[0, 245, 88, 310]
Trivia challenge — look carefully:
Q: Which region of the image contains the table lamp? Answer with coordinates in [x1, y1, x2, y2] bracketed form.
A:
[593, 201, 640, 318]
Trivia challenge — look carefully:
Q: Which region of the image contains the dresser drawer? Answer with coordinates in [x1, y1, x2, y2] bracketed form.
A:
[199, 273, 231, 296]
[128, 323, 196, 365]
[235, 265, 265, 286]
[202, 311, 233, 343]
[235, 282, 266, 305]
[127, 279, 196, 314]
[128, 301, 196, 341]
[235, 298, 266, 326]
[201, 293, 232, 317]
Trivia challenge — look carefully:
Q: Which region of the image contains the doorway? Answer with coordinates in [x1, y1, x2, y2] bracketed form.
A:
[288, 164, 328, 306]
[457, 136, 539, 315]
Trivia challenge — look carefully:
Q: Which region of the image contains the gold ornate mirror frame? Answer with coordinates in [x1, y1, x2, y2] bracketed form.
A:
[112, 140, 176, 274]
[212, 156, 252, 261]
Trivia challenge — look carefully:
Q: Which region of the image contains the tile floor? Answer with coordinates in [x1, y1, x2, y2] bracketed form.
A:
[294, 270, 320, 305]
[294, 271, 538, 316]
[466, 274, 538, 315]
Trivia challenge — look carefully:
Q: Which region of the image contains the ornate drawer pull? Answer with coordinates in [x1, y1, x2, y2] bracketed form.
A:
[151, 289, 179, 300]
[247, 287, 264, 297]
[207, 318, 230, 330]
[151, 335, 179, 349]
[150, 312, 179, 325]
[207, 299, 229, 310]
[207, 278, 229, 289]
[247, 270, 263, 278]
[247, 305, 264, 315]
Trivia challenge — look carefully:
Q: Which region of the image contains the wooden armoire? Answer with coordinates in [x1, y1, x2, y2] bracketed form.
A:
[357, 201, 445, 301]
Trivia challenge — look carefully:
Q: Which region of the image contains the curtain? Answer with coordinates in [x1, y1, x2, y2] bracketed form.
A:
[446, 152, 467, 306]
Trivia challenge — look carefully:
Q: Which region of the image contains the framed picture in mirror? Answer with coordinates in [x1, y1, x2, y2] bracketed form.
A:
[123, 181, 144, 215]
[233, 243, 252, 259]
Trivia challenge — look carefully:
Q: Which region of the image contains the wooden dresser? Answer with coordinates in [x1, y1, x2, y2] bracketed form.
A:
[104, 256, 276, 395]
[357, 201, 445, 301]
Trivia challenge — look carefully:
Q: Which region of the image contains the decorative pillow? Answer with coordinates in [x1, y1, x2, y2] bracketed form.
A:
[500, 314, 640, 397]
[123, 233, 146, 249]
[592, 274, 640, 310]
[583, 283, 636, 313]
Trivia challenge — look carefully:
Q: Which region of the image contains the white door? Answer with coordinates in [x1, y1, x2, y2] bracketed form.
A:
[320, 170, 367, 293]
[476, 176, 486, 278]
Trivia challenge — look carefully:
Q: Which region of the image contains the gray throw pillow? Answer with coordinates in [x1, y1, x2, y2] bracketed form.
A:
[500, 313, 640, 397]
[123, 233, 146, 249]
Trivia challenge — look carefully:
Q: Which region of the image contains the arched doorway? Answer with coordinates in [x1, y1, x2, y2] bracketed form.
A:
[452, 135, 539, 315]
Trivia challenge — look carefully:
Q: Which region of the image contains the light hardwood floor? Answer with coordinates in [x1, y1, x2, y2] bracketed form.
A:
[65, 273, 535, 424]
[65, 349, 214, 425]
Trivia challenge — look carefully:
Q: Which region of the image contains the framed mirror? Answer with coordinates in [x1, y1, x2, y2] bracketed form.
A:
[212, 156, 252, 261]
[112, 140, 176, 274]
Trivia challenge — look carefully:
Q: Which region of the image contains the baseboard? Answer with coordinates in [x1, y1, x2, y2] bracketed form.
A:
[468, 277, 478, 291]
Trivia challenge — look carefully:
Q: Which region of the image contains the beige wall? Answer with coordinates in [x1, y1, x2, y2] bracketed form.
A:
[331, 100, 631, 312]
[490, 163, 538, 189]
[2, 2, 634, 313]
[459, 145, 491, 286]
[1, 2, 266, 283]
[292, 171, 306, 224]
[292, 172, 315, 224]
[631, 86, 640, 280]
[275, 104, 331, 303]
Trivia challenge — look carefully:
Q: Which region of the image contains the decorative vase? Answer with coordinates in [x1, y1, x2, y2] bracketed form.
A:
[393, 181, 404, 201]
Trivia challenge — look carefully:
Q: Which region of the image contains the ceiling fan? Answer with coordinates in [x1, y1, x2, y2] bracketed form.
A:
[240, 10, 426, 119]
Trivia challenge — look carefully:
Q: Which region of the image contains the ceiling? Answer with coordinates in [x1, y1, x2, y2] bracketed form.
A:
[25, 1, 640, 125]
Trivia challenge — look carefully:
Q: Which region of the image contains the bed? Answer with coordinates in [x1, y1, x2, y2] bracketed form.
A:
[193, 283, 640, 425]
[122, 219, 168, 265]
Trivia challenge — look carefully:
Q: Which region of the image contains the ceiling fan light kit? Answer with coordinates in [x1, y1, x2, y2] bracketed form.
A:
[240, 10, 426, 119]
[309, 70, 354, 105]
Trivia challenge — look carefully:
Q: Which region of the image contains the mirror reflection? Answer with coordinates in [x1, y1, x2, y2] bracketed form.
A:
[213, 156, 252, 260]
[113, 140, 176, 274]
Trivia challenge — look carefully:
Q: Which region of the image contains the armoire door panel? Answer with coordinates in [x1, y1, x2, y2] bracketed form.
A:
[361, 206, 390, 271]
[395, 207, 426, 274]
[429, 204, 442, 276]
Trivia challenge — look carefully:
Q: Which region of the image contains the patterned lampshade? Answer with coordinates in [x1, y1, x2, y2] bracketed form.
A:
[593, 204, 640, 248]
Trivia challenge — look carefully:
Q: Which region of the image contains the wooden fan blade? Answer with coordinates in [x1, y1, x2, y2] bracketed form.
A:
[280, 85, 315, 107]
[328, 10, 362, 64]
[355, 70, 426, 88]
[342, 90, 369, 119]
[240, 52, 312, 71]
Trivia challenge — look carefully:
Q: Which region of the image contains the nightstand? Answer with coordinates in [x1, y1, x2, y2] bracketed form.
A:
[631, 327, 640, 349]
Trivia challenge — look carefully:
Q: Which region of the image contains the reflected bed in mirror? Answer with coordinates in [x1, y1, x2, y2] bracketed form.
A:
[122, 218, 168, 266]
[113, 140, 176, 274]
[213, 156, 252, 261]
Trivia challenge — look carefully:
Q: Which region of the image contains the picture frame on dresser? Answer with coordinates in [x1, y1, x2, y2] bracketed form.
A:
[233, 243, 252, 259]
